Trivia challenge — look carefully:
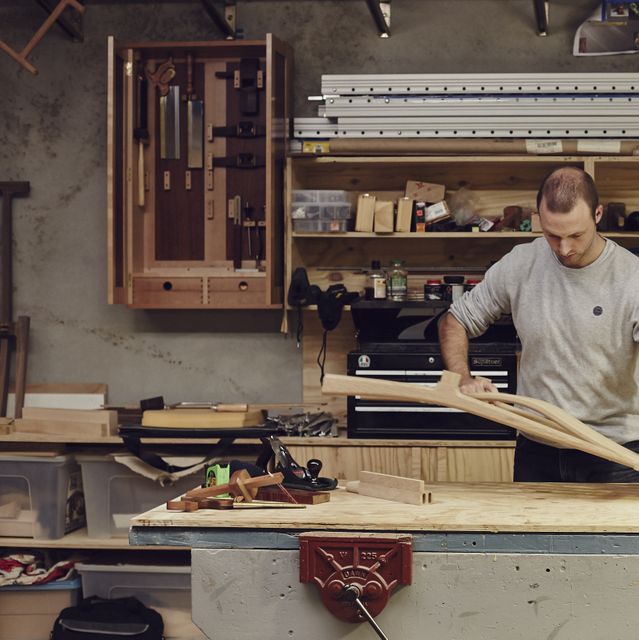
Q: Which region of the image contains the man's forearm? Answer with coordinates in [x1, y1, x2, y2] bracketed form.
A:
[438, 312, 498, 393]
[438, 312, 472, 379]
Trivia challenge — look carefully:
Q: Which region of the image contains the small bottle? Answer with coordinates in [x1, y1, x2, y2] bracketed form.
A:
[368, 260, 387, 300]
[387, 259, 408, 301]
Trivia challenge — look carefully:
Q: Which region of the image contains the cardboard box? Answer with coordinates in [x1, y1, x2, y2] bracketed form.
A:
[425, 201, 451, 225]
[374, 201, 394, 233]
[0, 579, 80, 640]
[355, 194, 376, 232]
[396, 197, 413, 232]
[405, 180, 445, 204]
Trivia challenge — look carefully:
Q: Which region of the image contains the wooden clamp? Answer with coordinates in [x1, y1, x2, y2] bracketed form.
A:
[322, 371, 639, 472]
[0, 0, 85, 75]
[185, 469, 284, 502]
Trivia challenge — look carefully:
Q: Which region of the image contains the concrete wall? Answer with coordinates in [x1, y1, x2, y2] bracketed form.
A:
[0, 0, 635, 405]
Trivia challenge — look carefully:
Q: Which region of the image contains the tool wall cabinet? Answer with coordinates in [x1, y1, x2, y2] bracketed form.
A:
[286, 154, 639, 417]
[107, 35, 292, 309]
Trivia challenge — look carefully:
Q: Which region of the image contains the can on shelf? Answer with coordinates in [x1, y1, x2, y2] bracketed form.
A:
[464, 278, 482, 292]
[442, 275, 465, 302]
[424, 279, 443, 301]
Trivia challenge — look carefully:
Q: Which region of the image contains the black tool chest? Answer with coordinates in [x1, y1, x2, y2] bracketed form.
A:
[347, 304, 519, 439]
[107, 35, 292, 309]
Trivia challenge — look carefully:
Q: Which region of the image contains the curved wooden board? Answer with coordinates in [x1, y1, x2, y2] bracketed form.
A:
[321, 373, 639, 471]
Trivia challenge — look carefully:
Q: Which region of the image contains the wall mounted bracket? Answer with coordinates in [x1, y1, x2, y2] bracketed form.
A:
[300, 532, 412, 627]
[0, 0, 85, 74]
[533, 0, 549, 35]
[201, 0, 239, 39]
[365, 0, 391, 37]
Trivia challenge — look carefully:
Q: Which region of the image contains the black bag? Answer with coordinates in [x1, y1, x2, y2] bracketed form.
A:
[51, 595, 163, 639]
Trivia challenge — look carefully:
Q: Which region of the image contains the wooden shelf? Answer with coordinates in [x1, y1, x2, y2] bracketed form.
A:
[0, 433, 514, 447]
[0, 527, 186, 550]
[292, 231, 639, 239]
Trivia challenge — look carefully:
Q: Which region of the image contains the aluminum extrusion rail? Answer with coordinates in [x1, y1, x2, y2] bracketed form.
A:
[294, 116, 639, 138]
[321, 73, 639, 96]
[320, 95, 639, 118]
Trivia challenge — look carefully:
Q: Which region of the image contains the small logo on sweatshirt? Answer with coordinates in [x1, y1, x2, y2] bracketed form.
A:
[593, 306, 603, 316]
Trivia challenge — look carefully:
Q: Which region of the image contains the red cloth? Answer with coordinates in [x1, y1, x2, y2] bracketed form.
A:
[0, 554, 74, 586]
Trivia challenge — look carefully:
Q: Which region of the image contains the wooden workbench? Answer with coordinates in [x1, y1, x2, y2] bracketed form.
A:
[131, 483, 639, 640]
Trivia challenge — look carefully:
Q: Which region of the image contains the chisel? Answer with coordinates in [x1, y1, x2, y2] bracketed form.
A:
[160, 84, 180, 160]
[186, 54, 204, 169]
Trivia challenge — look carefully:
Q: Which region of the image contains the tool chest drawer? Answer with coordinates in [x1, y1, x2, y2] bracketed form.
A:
[207, 276, 266, 307]
[131, 276, 203, 308]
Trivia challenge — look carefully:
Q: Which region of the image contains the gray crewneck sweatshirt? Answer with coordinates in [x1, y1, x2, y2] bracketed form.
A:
[449, 237, 639, 444]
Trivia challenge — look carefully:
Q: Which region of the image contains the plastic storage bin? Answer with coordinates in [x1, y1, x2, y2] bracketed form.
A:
[291, 189, 349, 203]
[75, 563, 206, 640]
[0, 578, 81, 640]
[77, 454, 203, 538]
[292, 219, 351, 232]
[291, 203, 352, 220]
[0, 454, 84, 539]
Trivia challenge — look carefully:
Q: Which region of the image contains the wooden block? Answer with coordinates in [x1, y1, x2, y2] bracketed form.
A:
[256, 486, 331, 504]
[405, 180, 445, 204]
[6, 383, 107, 418]
[142, 408, 264, 428]
[531, 212, 542, 232]
[346, 470, 430, 505]
[355, 194, 376, 232]
[22, 407, 117, 425]
[396, 196, 413, 232]
[14, 418, 117, 437]
[373, 200, 394, 233]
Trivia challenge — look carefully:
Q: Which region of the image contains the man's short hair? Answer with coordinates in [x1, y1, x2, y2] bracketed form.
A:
[536, 167, 599, 218]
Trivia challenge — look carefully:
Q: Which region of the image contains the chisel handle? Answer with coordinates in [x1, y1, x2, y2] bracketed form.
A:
[215, 403, 249, 412]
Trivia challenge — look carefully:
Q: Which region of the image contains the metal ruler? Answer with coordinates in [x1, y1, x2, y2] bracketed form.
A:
[321, 73, 639, 96]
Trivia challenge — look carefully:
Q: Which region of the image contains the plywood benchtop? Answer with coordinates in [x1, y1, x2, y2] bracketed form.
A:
[131, 482, 639, 535]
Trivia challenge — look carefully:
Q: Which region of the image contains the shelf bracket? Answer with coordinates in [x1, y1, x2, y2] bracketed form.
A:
[532, 0, 549, 36]
[365, 0, 391, 38]
[200, 0, 239, 39]
[0, 0, 85, 75]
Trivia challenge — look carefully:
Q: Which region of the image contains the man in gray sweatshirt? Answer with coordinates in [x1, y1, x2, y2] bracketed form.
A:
[438, 166, 639, 482]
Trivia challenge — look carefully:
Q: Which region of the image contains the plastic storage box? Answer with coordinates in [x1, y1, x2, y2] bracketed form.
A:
[0, 454, 85, 539]
[291, 189, 349, 203]
[291, 203, 352, 220]
[0, 578, 81, 640]
[75, 563, 206, 640]
[77, 454, 203, 538]
[292, 219, 351, 232]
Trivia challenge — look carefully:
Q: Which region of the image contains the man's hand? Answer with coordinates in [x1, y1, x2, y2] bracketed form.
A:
[459, 376, 498, 394]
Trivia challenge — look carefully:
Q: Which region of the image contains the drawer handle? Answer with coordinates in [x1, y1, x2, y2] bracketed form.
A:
[163, 281, 173, 291]
[238, 280, 248, 291]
